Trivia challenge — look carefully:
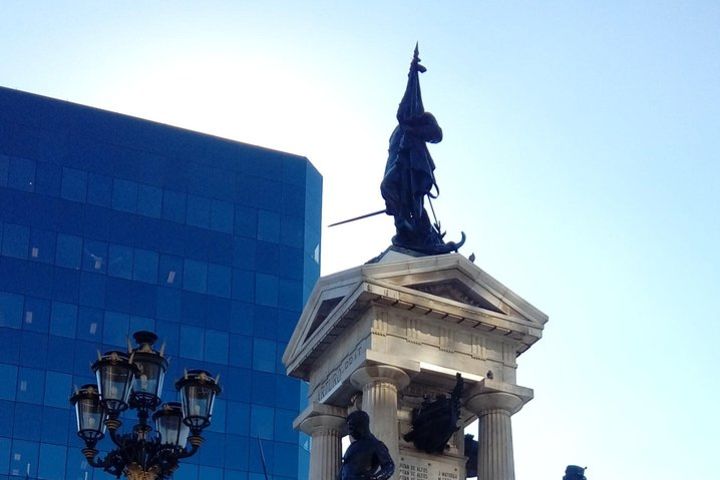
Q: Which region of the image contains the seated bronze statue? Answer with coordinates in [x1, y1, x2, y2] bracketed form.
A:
[339, 411, 394, 480]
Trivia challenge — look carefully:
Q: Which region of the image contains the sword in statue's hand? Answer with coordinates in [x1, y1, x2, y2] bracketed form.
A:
[328, 208, 387, 227]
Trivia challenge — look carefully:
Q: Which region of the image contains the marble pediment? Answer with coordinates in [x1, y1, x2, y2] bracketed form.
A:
[282, 252, 547, 380]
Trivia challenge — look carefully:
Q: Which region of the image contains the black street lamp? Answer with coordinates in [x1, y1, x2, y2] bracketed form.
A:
[70, 331, 221, 480]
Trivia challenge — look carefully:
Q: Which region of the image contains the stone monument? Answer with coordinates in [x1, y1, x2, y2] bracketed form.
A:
[282, 48, 547, 480]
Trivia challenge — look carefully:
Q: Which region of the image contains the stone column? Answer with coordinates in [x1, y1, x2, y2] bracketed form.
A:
[466, 392, 524, 480]
[298, 413, 346, 480]
[350, 365, 410, 463]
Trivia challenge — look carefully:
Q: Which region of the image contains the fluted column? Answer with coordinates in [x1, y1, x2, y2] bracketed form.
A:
[350, 365, 410, 464]
[466, 392, 524, 480]
[299, 413, 346, 480]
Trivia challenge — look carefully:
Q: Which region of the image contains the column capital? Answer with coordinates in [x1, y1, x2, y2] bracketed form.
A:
[298, 413, 346, 436]
[466, 392, 524, 416]
[294, 402, 347, 435]
[350, 364, 411, 391]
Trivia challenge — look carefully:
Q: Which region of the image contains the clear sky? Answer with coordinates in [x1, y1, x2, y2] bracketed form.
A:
[2, 1, 719, 479]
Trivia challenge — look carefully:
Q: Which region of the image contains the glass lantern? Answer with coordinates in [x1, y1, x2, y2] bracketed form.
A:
[129, 331, 168, 410]
[153, 402, 189, 448]
[92, 351, 137, 414]
[70, 384, 107, 444]
[175, 370, 221, 430]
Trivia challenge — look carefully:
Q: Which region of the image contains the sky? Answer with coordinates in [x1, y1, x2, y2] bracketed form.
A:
[2, 1, 720, 479]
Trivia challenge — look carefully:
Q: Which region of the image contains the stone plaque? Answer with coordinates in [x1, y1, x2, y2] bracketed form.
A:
[397, 454, 461, 480]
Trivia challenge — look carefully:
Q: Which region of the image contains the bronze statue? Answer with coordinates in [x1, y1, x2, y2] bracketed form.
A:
[563, 465, 587, 480]
[403, 373, 463, 453]
[380, 45, 465, 255]
[339, 410, 394, 480]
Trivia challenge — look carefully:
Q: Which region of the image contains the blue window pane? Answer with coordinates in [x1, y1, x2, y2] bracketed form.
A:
[274, 408, 299, 443]
[50, 301, 77, 338]
[230, 302, 253, 335]
[173, 463, 198, 480]
[112, 179, 138, 212]
[179, 325, 204, 361]
[19, 332, 47, 369]
[186, 195, 210, 228]
[0, 154, 8, 186]
[252, 339, 276, 373]
[13, 403, 42, 441]
[234, 205, 257, 238]
[232, 237, 256, 270]
[0, 364, 18, 400]
[275, 375, 300, 410]
[129, 315, 154, 334]
[87, 173, 113, 207]
[183, 260, 207, 294]
[79, 271, 106, 308]
[0, 292, 23, 328]
[61, 167, 87, 202]
[38, 443, 67, 480]
[273, 442, 298, 477]
[65, 451, 95, 480]
[8, 157, 35, 191]
[82, 240, 108, 273]
[137, 184, 162, 218]
[0, 436, 12, 474]
[41, 407, 71, 445]
[46, 336, 74, 374]
[103, 311, 129, 347]
[223, 435, 249, 471]
[17, 367, 45, 404]
[250, 405, 274, 440]
[228, 335, 252, 368]
[22, 297, 50, 333]
[232, 270, 254, 302]
[210, 200, 233, 233]
[1, 223, 29, 259]
[55, 234, 82, 269]
[77, 306, 102, 341]
[156, 288, 181, 321]
[9, 439, 38, 477]
[198, 466, 223, 480]
[108, 244, 133, 279]
[226, 401, 249, 435]
[158, 254, 183, 288]
[0, 328, 20, 363]
[133, 249, 158, 284]
[255, 273, 278, 307]
[162, 190, 186, 223]
[207, 263, 231, 298]
[250, 372, 274, 406]
[204, 330, 228, 364]
[44, 371, 71, 408]
[206, 398, 226, 433]
[29, 228, 56, 263]
[34, 161, 62, 196]
[257, 210, 281, 242]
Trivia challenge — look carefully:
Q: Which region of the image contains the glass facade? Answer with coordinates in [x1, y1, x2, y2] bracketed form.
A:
[0, 87, 321, 480]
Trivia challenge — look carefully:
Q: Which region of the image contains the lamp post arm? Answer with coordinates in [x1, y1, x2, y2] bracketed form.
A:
[82, 448, 109, 469]
[108, 426, 126, 449]
[176, 442, 200, 459]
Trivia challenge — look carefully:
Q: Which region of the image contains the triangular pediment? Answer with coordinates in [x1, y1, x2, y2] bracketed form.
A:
[283, 252, 548, 380]
[406, 279, 504, 314]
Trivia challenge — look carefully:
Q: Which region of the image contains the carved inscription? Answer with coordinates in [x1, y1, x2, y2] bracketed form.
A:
[398, 455, 459, 480]
[317, 342, 364, 400]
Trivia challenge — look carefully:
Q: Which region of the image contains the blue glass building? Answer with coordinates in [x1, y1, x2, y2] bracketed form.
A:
[0, 87, 321, 480]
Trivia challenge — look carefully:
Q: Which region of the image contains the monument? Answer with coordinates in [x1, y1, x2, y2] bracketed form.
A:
[283, 47, 547, 480]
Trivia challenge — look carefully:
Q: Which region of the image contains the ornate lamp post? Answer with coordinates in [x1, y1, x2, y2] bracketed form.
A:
[69, 331, 221, 480]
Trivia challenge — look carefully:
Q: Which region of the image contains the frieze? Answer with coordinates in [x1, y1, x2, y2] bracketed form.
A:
[316, 341, 365, 401]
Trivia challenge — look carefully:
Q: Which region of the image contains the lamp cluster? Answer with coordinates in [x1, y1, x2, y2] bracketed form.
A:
[69, 331, 221, 480]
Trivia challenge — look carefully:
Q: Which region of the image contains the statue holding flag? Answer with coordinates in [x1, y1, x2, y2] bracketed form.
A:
[380, 45, 465, 254]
